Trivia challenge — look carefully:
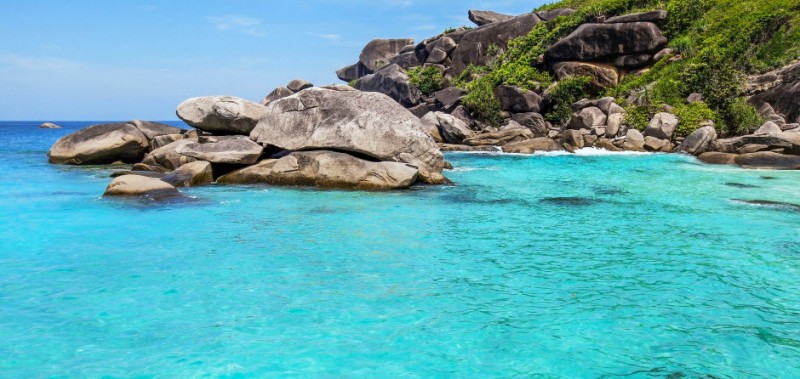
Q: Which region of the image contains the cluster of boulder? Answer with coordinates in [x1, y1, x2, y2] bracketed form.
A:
[48, 81, 449, 198]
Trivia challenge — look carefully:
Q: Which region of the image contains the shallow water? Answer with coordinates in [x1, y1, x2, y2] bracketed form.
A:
[1, 121, 799, 378]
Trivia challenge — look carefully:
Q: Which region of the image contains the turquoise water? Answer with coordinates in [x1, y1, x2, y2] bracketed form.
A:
[1, 121, 799, 378]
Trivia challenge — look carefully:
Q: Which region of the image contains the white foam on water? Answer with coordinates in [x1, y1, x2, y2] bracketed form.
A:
[450, 166, 500, 172]
[448, 147, 655, 157]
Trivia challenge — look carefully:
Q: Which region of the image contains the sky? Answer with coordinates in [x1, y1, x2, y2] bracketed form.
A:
[0, 0, 551, 120]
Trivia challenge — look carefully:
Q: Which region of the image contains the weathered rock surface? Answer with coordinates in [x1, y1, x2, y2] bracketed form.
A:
[48, 123, 149, 165]
[250, 88, 446, 184]
[463, 128, 534, 146]
[747, 62, 800, 124]
[260, 86, 294, 105]
[103, 175, 180, 198]
[570, 106, 607, 130]
[128, 120, 186, 142]
[545, 22, 667, 62]
[698, 152, 738, 165]
[561, 129, 585, 151]
[468, 10, 514, 26]
[678, 125, 717, 155]
[176, 96, 265, 135]
[423, 112, 474, 144]
[449, 13, 542, 76]
[218, 151, 419, 190]
[355, 64, 422, 107]
[502, 137, 560, 154]
[175, 135, 263, 165]
[151, 134, 185, 150]
[735, 152, 800, 169]
[511, 112, 548, 136]
[435, 87, 466, 112]
[140, 138, 199, 171]
[161, 161, 214, 188]
[622, 129, 646, 151]
[644, 112, 678, 140]
[287, 79, 313, 92]
[359, 38, 415, 73]
[554, 62, 619, 90]
[536, 8, 576, 21]
[494, 85, 542, 113]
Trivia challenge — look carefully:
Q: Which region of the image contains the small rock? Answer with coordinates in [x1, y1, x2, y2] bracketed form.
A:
[494, 85, 542, 113]
[161, 161, 214, 188]
[502, 138, 560, 154]
[622, 129, 646, 151]
[644, 112, 679, 140]
[39, 122, 61, 129]
[287, 79, 313, 92]
[103, 175, 181, 198]
[698, 152, 738, 165]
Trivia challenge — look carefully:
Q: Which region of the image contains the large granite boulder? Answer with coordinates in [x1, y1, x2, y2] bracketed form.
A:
[494, 85, 542, 113]
[260, 86, 294, 106]
[103, 175, 180, 198]
[336, 62, 370, 82]
[644, 112, 679, 140]
[287, 79, 313, 92]
[218, 151, 419, 190]
[175, 135, 263, 165]
[140, 138, 199, 171]
[354, 64, 422, 107]
[570, 107, 607, 130]
[359, 38, 415, 73]
[698, 152, 738, 165]
[545, 22, 667, 62]
[735, 152, 800, 170]
[48, 123, 149, 165]
[468, 10, 514, 26]
[435, 87, 467, 112]
[536, 8, 576, 21]
[678, 125, 717, 155]
[128, 120, 186, 142]
[449, 13, 542, 76]
[425, 112, 474, 144]
[176, 96, 266, 135]
[388, 52, 421, 70]
[746, 62, 800, 123]
[463, 128, 534, 146]
[161, 161, 214, 188]
[622, 129, 646, 151]
[554, 62, 619, 90]
[511, 112, 549, 136]
[250, 88, 447, 184]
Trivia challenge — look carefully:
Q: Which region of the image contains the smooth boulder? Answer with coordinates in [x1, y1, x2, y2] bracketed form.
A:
[39, 122, 61, 129]
[359, 38, 415, 73]
[218, 151, 419, 190]
[735, 152, 800, 170]
[48, 123, 149, 165]
[250, 88, 446, 184]
[554, 62, 619, 90]
[545, 22, 667, 62]
[678, 125, 717, 155]
[449, 13, 542, 76]
[176, 96, 266, 135]
[468, 10, 514, 26]
[494, 85, 542, 113]
[103, 175, 180, 198]
[502, 138, 560, 154]
[128, 120, 186, 141]
[644, 113, 678, 140]
[355, 64, 422, 107]
[161, 161, 214, 187]
[140, 138, 199, 171]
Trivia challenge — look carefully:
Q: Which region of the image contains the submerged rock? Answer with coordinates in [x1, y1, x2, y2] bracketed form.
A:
[218, 151, 419, 190]
[250, 88, 447, 184]
[48, 123, 149, 165]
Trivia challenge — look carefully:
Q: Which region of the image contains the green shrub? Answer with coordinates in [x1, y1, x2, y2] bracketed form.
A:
[461, 76, 503, 126]
[408, 66, 445, 96]
[727, 98, 764, 135]
[544, 76, 592, 125]
[624, 104, 657, 131]
[673, 102, 718, 136]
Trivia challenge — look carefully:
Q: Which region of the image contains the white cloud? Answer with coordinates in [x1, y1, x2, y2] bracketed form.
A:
[206, 15, 266, 37]
[309, 32, 342, 41]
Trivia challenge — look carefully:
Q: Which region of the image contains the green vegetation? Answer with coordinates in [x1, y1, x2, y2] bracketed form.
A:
[451, 0, 798, 134]
[545, 76, 592, 125]
[673, 102, 718, 136]
[408, 66, 445, 96]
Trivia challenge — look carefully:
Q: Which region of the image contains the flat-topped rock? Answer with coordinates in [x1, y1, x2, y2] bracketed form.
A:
[176, 96, 266, 135]
[468, 10, 514, 26]
[545, 22, 667, 62]
[161, 161, 214, 187]
[605, 10, 668, 24]
[250, 87, 447, 184]
[218, 151, 419, 190]
[128, 120, 186, 141]
[735, 152, 800, 169]
[175, 135, 263, 165]
[103, 175, 181, 199]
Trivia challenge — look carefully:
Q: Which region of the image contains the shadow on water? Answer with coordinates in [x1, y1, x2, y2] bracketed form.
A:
[731, 199, 800, 213]
[725, 182, 760, 189]
[101, 192, 208, 211]
[539, 197, 597, 206]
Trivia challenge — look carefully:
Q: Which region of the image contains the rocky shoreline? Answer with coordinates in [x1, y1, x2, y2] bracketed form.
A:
[45, 7, 800, 198]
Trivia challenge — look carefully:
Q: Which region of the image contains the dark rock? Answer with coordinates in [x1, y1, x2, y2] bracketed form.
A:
[422, 112, 474, 144]
[359, 38, 415, 73]
[653, 48, 674, 62]
[250, 88, 446, 184]
[287, 79, 313, 92]
[687, 93, 704, 104]
[161, 161, 214, 187]
[536, 8, 576, 21]
[435, 87, 467, 112]
[644, 136, 669, 152]
[545, 22, 667, 62]
[540, 197, 595, 206]
[175, 135, 263, 165]
[605, 10, 668, 24]
[177, 96, 265, 135]
[426, 48, 448, 64]
[735, 152, 800, 169]
[612, 54, 652, 70]
[109, 170, 165, 179]
[48, 123, 149, 165]
[408, 103, 436, 118]
[217, 150, 419, 190]
[449, 13, 542, 76]
[732, 199, 800, 212]
[747, 62, 800, 124]
[468, 10, 514, 26]
[494, 85, 542, 113]
[355, 64, 422, 107]
[388, 52, 421, 70]
[595, 138, 622, 151]
[336, 62, 369, 82]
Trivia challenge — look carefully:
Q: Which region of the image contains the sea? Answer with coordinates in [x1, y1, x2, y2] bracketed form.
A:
[1, 121, 799, 378]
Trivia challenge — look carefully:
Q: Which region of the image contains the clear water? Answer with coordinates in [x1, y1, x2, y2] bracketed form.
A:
[1, 121, 799, 378]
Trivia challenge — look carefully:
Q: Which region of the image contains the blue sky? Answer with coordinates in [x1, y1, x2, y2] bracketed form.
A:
[0, 0, 549, 120]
